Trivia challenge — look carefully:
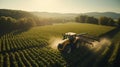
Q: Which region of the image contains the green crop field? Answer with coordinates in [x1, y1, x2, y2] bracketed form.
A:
[0, 23, 120, 67]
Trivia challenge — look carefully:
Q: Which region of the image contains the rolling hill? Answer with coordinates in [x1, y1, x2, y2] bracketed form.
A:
[32, 12, 120, 19]
[0, 9, 36, 19]
[0, 9, 119, 20]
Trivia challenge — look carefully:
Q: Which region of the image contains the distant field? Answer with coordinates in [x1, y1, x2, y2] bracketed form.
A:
[1, 23, 120, 67]
[24, 23, 114, 38]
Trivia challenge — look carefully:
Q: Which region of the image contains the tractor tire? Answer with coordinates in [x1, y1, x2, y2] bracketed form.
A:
[75, 40, 80, 48]
[76, 43, 80, 48]
[64, 45, 71, 53]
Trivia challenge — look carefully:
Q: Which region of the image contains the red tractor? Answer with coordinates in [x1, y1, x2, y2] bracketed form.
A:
[58, 32, 99, 53]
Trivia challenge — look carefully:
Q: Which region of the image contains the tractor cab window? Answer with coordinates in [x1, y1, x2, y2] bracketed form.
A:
[63, 32, 76, 40]
[68, 35, 76, 41]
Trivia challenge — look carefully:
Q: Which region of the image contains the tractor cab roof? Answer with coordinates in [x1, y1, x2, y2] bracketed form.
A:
[65, 32, 76, 36]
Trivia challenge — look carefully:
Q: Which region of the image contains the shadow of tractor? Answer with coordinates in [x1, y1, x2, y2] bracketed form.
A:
[60, 45, 95, 67]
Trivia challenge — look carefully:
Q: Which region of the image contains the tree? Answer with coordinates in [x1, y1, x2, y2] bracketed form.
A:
[99, 16, 109, 25]
[17, 18, 36, 29]
[25, 18, 36, 27]
[92, 17, 98, 24]
[85, 16, 98, 24]
[0, 16, 17, 32]
[107, 18, 115, 26]
[117, 18, 120, 26]
[75, 15, 98, 24]
[99, 16, 115, 26]
[75, 15, 88, 23]
[17, 18, 27, 29]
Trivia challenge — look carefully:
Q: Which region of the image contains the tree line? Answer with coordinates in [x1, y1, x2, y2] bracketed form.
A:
[0, 9, 54, 33]
[0, 16, 37, 32]
[0, 16, 58, 33]
[0, 9, 72, 33]
[75, 15, 120, 26]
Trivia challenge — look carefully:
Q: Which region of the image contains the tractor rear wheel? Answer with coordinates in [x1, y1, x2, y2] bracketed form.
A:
[75, 40, 80, 48]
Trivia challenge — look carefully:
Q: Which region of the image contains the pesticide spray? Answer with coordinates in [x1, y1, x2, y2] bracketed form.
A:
[49, 36, 112, 53]
[49, 37, 63, 49]
[90, 38, 112, 52]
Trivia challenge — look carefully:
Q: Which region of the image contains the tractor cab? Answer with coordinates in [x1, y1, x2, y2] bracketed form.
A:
[62, 32, 76, 41]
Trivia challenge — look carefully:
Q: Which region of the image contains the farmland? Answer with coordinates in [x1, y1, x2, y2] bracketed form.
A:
[0, 23, 120, 67]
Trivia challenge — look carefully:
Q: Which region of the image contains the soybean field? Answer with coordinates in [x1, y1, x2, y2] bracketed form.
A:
[0, 23, 120, 67]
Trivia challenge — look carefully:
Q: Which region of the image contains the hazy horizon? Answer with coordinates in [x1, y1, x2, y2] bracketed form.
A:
[0, 0, 120, 13]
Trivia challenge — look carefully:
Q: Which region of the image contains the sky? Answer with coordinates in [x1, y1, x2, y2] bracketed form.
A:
[0, 0, 120, 13]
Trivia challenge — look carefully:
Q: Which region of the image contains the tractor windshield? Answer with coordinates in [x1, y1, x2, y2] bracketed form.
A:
[63, 32, 76, 40]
